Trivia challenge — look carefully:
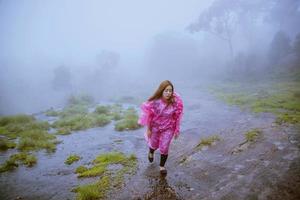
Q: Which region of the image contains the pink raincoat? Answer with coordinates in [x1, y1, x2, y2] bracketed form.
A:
[138, 92, 183, 155]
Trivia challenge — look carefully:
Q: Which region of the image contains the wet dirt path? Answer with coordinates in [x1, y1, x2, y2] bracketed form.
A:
[1, 84, 299, 200]
[112, 85, 300, 200]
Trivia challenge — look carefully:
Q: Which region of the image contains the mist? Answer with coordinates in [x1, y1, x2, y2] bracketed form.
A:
[1, 0, 300, 115]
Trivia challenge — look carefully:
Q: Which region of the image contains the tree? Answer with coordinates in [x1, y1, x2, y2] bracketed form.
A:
[292, 32, 300, 70]
[268, 30, 291, 65]
[187, 0, 242, 59]
[293, 33, 300, 57]
[187, 0, 277, 60]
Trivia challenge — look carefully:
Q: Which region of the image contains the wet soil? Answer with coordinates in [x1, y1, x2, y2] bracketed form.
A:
[0, 84, 299, 200]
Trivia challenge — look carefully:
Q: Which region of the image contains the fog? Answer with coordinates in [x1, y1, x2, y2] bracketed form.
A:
[1, 0, 300, 115]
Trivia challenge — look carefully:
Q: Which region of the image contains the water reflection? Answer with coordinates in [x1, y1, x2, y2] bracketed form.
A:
[143, 175, 182, 200]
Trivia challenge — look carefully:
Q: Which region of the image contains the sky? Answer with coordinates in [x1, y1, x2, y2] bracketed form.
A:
[0, 0, 214, 114]
[0, 0, 213, 66]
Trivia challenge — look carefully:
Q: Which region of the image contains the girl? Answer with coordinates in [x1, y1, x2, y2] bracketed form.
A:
[138, 80, 183, 175]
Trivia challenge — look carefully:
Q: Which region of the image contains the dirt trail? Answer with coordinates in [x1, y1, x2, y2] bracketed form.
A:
[113, 85, 300, 200]
[0, 85, 299, 200]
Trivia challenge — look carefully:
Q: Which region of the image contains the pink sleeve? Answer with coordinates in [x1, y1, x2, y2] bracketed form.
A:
[138, 101, 154, 127]
[173, 92, 183, 136]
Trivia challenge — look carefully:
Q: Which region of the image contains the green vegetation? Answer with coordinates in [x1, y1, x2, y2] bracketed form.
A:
[95, 105, 111, 115]
[59, 105, 89, 118]
[55, 127, 72, 135]
[73, 176, 110, 200]
[0, 138, 16, 151]
[0, 114, 58, 173]
[114, 108, 141, 131]
[0, 152, 37, 172]
[0, 115, 50, 139]
[209, 79, 300, 125]
[75, 165, 88, 174]
[68, 94, 94, 107]
[196, 135, 221, 149]
[245, 128, 262, 142]
[17, 130, 57, 152]
[45, 108, 60, 116]
[73, 152, 138, 200]
[52, 113, 112, 133]
[65, 154, 81, 165]
[51, 100, 141, 134]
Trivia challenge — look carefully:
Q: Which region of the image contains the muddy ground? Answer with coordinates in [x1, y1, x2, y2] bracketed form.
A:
[0, 84, 299, 200]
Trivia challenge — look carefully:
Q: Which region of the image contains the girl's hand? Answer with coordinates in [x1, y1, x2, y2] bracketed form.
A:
[147, 128, 152, 138]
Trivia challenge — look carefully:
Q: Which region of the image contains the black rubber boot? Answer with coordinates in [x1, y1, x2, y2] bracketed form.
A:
[160, 154, 168, 175]
[148, 148, 155, 163]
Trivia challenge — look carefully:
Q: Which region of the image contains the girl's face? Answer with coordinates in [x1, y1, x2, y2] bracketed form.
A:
[162, 85, 173, 100]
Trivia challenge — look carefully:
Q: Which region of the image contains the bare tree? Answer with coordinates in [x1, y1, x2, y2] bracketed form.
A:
[187, 0, 240, 60]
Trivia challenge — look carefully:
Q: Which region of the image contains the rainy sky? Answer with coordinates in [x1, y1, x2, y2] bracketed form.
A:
[0, 0, 299, 115]
[0, 0, 212, 66]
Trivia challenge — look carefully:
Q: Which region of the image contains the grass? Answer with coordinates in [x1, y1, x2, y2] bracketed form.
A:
[196, 135, 221, 149]
[209, 79, 300, 125]
[0, 115, 50, 139]
[0, 138, 16, 151]
[0, 114, 35, 126]
[245, 128, 262, 142]
[73, 176, 110, 200]
[114, 108, 141, 131]
[17, 129, 57, 153]
[68, 94, 94, 107]
[59, 105, 89, 118]
[94, 105, 111, 115]
[45, 108, 60, 116]
[52, 113, 111, 132]
[73, 152, 138, 199]
[0, 114, 58, 173]
[0, 115, 56, 153]
[51, 103, 142, 133]
[0, 152, 37, 172]
[55, 127, 72, 135]
[65, 154, 81, 165]
[75, 166, 88, 174]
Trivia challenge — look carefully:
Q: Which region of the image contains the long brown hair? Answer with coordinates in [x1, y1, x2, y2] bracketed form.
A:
[148, 80, 174, 104]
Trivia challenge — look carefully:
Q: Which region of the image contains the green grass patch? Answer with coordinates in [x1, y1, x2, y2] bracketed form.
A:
[0, 138, 16, 151]
[245, 128, 262, 142]
[45, 108, 60, 116]
[65, 154, 81, 165]
[94, 105, 111, 115]
[0, 152, 37, 172]
[17, 129, 57, 153]
[73, 152, 138, 199]
[209, 79, 300, 125]
[0, 115, 50, 139]
[52, 113, 111, 132]
[55, 127, 72, 135]
[75, 165, 88, 174]
[0, 114, 58, 172]
[0, 115, 56, 153]
[68, 94, 94, 107]
[0, 114, 35, 126]
[51, 103, 141, 134]
[78, 165, 107, 178]
[59, 105, 89, 118]
[73, 176, 110, 200]
[92, 114, 111, 126]
[196, 135, 221, 149]
[114, 108, 141, 131]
